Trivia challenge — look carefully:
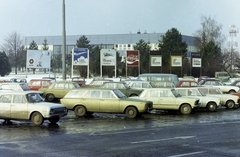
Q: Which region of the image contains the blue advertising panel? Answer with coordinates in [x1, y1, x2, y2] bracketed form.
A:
[73, 48, 89, 66]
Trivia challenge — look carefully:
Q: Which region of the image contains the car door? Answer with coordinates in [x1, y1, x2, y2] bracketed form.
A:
[0, 95, 11, 118]
[100, 90, 119, 112]
[158, 89, 177, 109]
[82, 90, 100, 112]
[10, 95, 28, 119]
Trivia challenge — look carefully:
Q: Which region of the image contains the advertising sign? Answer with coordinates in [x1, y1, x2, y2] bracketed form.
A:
[191, 52, 201, 67]
[26, 50, 51, 68]
[100, 49, 116, 66]
[171, 56, 182, 67]
[150, 55, 162, 66]
[192, 58, 202, 67]
[126, 50, 139, 67]
[72, 48, 89, 66]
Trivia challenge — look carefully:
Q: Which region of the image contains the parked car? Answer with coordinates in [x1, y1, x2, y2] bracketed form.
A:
[182, 76, 195, 80]
[197, 76, 210, 83]
[0, 91, 67, 126]
[28, 78, 53, 91]
[0, 82, 44, 97]
[176, 79, 199, 88]
[60, 88, 153, 118]
[175, 88, 220, 111]
[198, 78, 239, 93]
[152, 81, 176, 88]
[228, 79, 240, 88]
[72, 77, 86, 86]
[198, 87, 239, 109]
[135, 88, 199, 115]
[99, 82, 143, 97]
[38, 81, 80, 102]
[84, 78, 113, 87]
[127, 80, 154, 89]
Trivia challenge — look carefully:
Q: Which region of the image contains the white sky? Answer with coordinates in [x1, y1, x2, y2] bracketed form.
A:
[0, 0, 239, 50]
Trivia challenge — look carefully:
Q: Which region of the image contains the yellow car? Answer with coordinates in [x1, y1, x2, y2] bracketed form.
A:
[60, 88, 153, 118]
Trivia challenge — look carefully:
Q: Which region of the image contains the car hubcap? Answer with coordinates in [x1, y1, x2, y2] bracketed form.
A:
[129, 110, 134, 115]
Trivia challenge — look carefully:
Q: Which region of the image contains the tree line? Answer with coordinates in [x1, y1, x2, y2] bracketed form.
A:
[0, 15, 239, 78]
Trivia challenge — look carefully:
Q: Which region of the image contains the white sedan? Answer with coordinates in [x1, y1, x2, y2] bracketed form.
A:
[198, 87, 239, 109]
[176, 88, 221, 111]
[134, 88, 199, 115]
[0, 91, 68, 125]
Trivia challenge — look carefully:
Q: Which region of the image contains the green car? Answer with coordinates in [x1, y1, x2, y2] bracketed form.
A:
[60, 88, 153, 118]
[99, 82, 143, 97]
[38, 81, 80, 102]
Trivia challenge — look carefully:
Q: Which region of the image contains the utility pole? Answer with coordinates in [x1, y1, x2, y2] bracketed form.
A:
[62, 0, 66, 80]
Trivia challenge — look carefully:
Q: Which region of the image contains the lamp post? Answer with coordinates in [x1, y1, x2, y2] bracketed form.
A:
[62, 0, 66, 80]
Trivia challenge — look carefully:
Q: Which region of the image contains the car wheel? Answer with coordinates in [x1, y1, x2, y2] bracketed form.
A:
[48, 117, 60, 124]
[129, 94, 138, 97]
[74, 105, 86, 117]
[228, 90, 236, 94]
[207, 102, 217, 112]
[226, 100, 235, 109]
[125, 106, 138, 118]
[31, 112, 44, 126]
[180, 104, 192, 115]
[46, 94, 55, 102]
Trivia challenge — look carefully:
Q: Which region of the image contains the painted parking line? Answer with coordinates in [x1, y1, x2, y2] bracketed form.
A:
[167, 151, 206, 157]
[130, 136, 195, 144]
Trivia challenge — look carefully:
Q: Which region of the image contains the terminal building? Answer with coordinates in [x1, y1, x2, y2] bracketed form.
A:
[24, 32, 198, 56]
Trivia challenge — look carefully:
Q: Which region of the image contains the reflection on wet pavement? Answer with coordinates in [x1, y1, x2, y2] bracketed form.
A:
[0, 108, 240, 141]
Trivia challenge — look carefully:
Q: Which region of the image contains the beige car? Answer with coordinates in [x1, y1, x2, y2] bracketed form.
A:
[0, 91, 67, 126]
[136, 88, 199, 115]
[60, 88, 153, 118]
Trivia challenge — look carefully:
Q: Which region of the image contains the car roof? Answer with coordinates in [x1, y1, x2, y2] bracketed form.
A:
[0, 90, 39, 95]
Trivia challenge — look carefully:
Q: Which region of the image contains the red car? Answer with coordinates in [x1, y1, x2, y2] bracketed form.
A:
[176, 79, 199, 88]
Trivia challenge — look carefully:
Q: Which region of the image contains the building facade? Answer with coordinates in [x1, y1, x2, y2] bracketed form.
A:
[24, 33, 198, 55]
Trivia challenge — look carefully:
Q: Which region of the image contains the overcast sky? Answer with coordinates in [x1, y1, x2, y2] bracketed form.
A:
[0, 0, 239, 50]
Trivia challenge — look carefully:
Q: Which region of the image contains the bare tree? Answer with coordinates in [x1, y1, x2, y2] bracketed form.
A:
[194, 15, 226, 49]
[1, 31, 24, 74]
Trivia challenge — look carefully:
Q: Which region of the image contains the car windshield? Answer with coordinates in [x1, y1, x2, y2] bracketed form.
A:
[20, 84, 31, 91]
[113, 89, 127, 98]
[198, 89, 206, 96]
[171, 89, 180, 97]
[73, 83, 80, 88]
[26, 93, 44, 102]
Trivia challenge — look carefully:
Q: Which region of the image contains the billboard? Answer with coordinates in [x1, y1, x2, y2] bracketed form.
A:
[192, 58, 201, 67]
[150, 55, 162, 66]
[100, 49, 116, 66]
[126, 50, 139, 67]
[171, 56, 182, 67]
[191, 52, 201, 67]
[72, 48, 89, 66]
[26, 50, 51, 68]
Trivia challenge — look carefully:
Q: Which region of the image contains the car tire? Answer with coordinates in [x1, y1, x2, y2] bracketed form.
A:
[125, 106, 138, 118]
[31, 112, 44, 126]
[48, 117, 60, 124]
[46, 94, 55, 102]
[228, 90, 236, 94]
[74, 105, 86, 117]
[180, 104, 192, 115]
[207, 102, 217, 112]
[129, 94, 138, 97]
[226, 100, 235, 109]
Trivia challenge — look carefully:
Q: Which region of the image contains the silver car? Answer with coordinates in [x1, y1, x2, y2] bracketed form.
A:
[0, 91, 67, 126]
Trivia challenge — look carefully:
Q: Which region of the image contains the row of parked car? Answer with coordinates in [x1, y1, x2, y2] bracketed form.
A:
[0, 76, 240, 126]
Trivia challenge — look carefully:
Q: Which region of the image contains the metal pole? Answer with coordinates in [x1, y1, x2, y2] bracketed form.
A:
[62, 0, 66, 80]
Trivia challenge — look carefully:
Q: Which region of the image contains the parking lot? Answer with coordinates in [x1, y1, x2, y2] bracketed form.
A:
[0, 107, 240, 156]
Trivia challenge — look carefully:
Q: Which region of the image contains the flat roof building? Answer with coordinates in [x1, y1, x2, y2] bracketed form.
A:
[24, 33, 198, 55]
